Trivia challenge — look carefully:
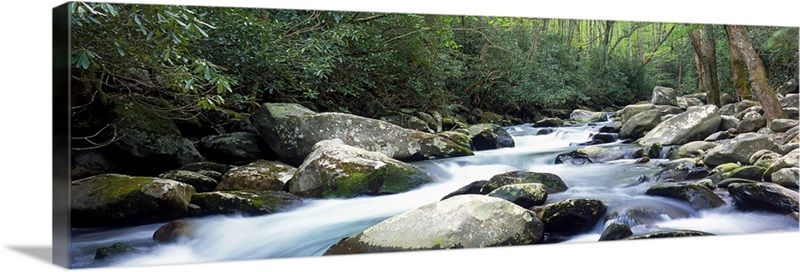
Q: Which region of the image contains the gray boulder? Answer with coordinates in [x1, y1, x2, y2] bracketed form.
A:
[677, 141, 718, 158]
[436, 131, 472, 150]
[467, 124, 515, 150]
[771, 168, 799, 189]
[620, 104, 656, 124]
[719, 115, 739, 131]
[324, 195, 544, 254]
[381, 113, 433, 133]
[638, 105, 721, 146]
[190, 190, 302, 216]
[198, 132, 273, 165]
[250, 103, 472, 166]
[765, 149, 799, 178]
[217, 160, 296, 191]
[532, 117, 564, 128]
[769, 119, 799, 133]
[781, 94, 799, 108]
[645, 182, 726, 210]
[599, 222, 633, 241]
[286, 140, 434, 198]
[159, 170, 218, 192]
[538, 198, 607, 234]
[482, 171, 568, 194]
[619, 109, 661, 140]
[737, 111, 766, 133]
[486, 183, 548, 208]
[71, 174, 195, 228]
[677, 97, 704, 109]
[734, 100, 761, 114]
[728, 182, 799, 213]
[704, 133, 781, 167]
[651, 86, 679, 106]
[570, 109, 606, 123]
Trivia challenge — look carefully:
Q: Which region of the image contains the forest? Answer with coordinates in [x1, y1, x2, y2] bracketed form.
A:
[69, 3, 798, 123]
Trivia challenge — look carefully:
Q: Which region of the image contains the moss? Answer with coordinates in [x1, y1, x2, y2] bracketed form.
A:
[87, 174, 153, 203]
[320, 161, 430, 198]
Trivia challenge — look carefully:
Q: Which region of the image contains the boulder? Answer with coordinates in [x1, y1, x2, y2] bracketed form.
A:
[178, 161, 232, 177]
[441, 180, 487, 200]
[728, 183, 799, 213]
[227, 118, 258, 134]
[599, 222, 633, 241]
[216, 160, 295, 191]
[638, 105, 721, 146]
[727, 166, 766, 181]
[159, 170, 218, 192]
[737, 111, 767, 133]
[467, 124, 515, 150]
[645, 182, 725, 210]
[720, 93, 737, 105]
[704, 131, 732, 141]
[486, 183, 548, 208]
[703, 133, 781, 167]
[94, 242, 136, 260]
[430, 111, 444, 133]
[776, 79, 799, 96]
[482, 171, 568, 194]
[751, 150, 783, 168]
[532, 117, 563, 127]
[677, 141, 718, 158]
[153, 220, 195, 243]
[655, 105, 683, 116]
[771, 168, 799, 189]
[720, 104, 736, 116]
[618, 109, 661, 140]
[769, 119, 799, 133]
[190, 190, 302, 216]
[71, 174, 195, 228]
[324, 195, 544, 254]
[780, 94, 799, 108]
[684, 92, 708, 104]
[436, 131, 472, 150]
[735, 106, 764, 120]
[651, 86, 679, 106]
[570, 109, 606, 123]
[250, 103, 471, 165]
[538, 198, 607, 234]
[381, 113, 433, 133]
[414, 112, 439, 133]
[620, 104, 656, 124]
[198, 132, 273, 165]
[784, 107, 799, 119]
[719, 115, 739, 131]
[734, 100, 761, 114]
[717, 178, 758, 189]
[677, 97, 704, 109]
[286, 140, 434, 198]
[567, 146, 627, 163]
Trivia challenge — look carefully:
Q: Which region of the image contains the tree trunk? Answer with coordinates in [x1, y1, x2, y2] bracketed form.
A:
[601, 20, 614, 66]
[726, 25, 787, 123]
[689, 27, 721, 107]
[725, 27, 752, 101]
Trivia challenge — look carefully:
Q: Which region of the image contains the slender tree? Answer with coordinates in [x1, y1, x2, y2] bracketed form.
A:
[689, 26, 721, 107]
[726, 25, 787, 123]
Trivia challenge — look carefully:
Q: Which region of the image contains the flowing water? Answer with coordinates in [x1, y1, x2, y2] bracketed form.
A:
[70, 119, 799, 268]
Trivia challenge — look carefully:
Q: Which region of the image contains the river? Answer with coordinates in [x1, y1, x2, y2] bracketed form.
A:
[69, 119, 799, 268]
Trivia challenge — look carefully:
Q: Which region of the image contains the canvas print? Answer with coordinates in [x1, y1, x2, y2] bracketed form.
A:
[57, 1, 799, 268]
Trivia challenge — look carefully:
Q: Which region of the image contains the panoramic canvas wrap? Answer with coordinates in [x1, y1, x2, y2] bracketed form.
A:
[53, 1, 800, 269]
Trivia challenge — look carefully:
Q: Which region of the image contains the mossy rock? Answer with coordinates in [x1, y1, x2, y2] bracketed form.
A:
[190, 190, 303, 216]
[728, 182, 799, 213]
[486, 183, 548, 209]
[71, 174, 195, 228]
[179, 161, 233, 176]
[645, 182, 725, 210]
[436, 131, 472, 150]
[482, 171, 568, 194]
[287, 140, 434, 198]
[95, 242, 136, 260]
[467, 124, 515, 151]
[538, 198, 607, 234]
[159, 170, 218, 192]
[216, 160, 296, 191]
[599, 222, 633, 241]
[727, 166, 766, 181]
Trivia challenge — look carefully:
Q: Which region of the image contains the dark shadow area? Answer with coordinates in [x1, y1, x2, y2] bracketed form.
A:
[7, 246, 53, 264]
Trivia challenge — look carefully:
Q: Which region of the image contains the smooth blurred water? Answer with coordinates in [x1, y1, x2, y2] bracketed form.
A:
[70, 118, 799, 268]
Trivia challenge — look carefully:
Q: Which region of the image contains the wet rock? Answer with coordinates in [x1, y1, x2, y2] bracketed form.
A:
[95, 242, 136, 260]
[639, 105, 721, 146]
[441, 180, 487, 200]
[153, 220, 195, 243]
[159, 170, 218, 192]
[717, 178, 758, 189]
[645, 182, 726, 210]
[436, 131, 472, 150]
[728, 182, 799, 213]
[771, 168, 799, 189]
[538, 198, 607, 234]
[571, 109, 606, 123]
[71, 174, 195, 228]
[704, 133, 781, 167]
[619, 109, 661, 140]
[217, 160, 295, 191]
[482, 171, 568, 194]
[643, 142, 663, 159]
[536, 128, 555, 135]
[592, 133, 617, 144]
[727, 166, 766, 181]
[555, 151, 593, 165]
[486, 183, 548, 208]
[286, 140, 433, 198]
[190, 190, 302, 216]
[324, 195, 543, 254]
[467, 124, 515, 150]
[626, 230, 714, 240]
[599, 222, 633, 241]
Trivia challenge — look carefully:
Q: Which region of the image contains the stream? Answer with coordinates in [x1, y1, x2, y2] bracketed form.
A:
[69, 119, 799, 268]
